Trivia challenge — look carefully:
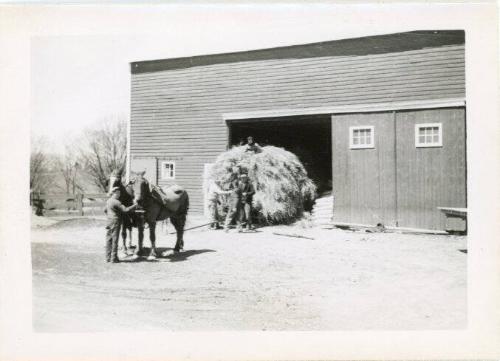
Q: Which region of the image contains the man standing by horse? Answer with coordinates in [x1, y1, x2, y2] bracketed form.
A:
[106, 168, 189, 260]
[107, 168, 136, 255]
[105, 186, 138, 263]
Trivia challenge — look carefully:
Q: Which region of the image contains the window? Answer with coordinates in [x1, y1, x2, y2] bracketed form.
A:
[349, 126, 375, 149]
[161, 161, 175, 180]
[415, 123, 442, 147]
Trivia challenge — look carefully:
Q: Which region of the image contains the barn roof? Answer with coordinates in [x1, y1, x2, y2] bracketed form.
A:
[131, 30, 464, 74]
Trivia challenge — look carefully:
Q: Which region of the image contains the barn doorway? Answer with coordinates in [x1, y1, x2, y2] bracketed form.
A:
[228, 115, 332, 196]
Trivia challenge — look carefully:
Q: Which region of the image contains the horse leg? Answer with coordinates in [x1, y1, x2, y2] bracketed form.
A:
[147, 222, 157, 260]
[123, 222, 134, 256]
[171, 214, 186, 253]
[121, 221, 128, 254]
[133, 225, 144, 258]
[127, 226, 133, 250]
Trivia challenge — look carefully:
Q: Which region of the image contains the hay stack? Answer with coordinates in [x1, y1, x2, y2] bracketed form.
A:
[209, 145, 317, 224]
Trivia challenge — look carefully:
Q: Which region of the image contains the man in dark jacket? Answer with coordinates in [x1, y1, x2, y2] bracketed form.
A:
[237, 173, 255, 231]
[105, 187, 137, 263]
[223, 178, 241, 232]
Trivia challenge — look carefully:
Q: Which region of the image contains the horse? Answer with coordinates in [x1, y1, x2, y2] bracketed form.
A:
[108, 170, 136, 255]
[114, 171, 189, 260]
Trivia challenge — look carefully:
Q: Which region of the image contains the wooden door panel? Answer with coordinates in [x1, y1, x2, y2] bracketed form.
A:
[332, 112, 397, 226]
[395, 108, 466, 230]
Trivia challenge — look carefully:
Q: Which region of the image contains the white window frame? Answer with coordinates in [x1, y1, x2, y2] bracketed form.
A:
[349, 125, 375, 149]
[415, 123, 443, 148]
[161, 161, 176, 180]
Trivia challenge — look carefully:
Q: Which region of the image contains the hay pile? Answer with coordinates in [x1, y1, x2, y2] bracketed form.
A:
[209, 145, 317, 224]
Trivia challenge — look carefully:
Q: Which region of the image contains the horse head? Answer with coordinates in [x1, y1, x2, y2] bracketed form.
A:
[129, 171, 150, 204]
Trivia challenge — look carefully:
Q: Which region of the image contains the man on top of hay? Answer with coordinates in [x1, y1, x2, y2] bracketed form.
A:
[244, 136, 261, 153]
[105, 187, 137, 263]
[237, 173, 256, 231]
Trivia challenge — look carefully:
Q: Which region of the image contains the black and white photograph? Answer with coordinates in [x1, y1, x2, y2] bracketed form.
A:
[1, 2, 499, 360]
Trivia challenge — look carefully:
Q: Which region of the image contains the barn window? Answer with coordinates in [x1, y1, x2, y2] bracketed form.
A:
[349, 126, 374, 149]
[161, 161, 175, 180]
[415, 123, 442, 147]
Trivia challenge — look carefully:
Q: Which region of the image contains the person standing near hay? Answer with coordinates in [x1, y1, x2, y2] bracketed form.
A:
[207, 180, 231, 229]
[105, 187, 137, 263]
[224, 177, 242, 232]
[237, 173, 256, 231]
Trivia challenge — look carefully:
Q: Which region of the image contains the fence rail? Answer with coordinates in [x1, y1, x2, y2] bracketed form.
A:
[30, 191, 109, 216]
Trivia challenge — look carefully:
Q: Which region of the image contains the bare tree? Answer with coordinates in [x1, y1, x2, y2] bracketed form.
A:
[56, 143, 83, 195]
[30, 136, 56, 194]
[79, 117, 127, 192]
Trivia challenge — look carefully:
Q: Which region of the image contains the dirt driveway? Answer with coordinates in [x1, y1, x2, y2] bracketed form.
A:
[31, 216, 467, 332]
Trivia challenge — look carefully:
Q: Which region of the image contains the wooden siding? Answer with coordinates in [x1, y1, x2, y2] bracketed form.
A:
[331, 112, 397, 226]
[130, 44, 465, 213]
[395, 108, 466, 230]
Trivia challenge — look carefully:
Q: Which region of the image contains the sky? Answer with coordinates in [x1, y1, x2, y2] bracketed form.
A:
[29, 5, 419, 153]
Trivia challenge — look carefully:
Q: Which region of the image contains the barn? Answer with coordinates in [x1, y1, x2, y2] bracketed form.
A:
[129, 30, 466, 231]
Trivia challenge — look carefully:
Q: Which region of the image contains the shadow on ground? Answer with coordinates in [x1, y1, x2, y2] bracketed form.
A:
[120, 247, 216, 263]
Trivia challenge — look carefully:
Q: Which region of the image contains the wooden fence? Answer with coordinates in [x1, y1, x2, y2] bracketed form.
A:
[30, 191, 109, 217]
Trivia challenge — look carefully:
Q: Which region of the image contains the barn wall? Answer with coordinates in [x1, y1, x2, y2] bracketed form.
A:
[130, 44, 465, 213]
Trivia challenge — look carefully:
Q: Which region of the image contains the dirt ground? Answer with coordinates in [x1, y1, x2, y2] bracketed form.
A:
[31, 215, 467, 332]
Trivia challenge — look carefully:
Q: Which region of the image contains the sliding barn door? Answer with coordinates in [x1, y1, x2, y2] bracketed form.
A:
[331, 112, 397, 226]
[331, 108, 466, 230]
[395, 108, 466, 230]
